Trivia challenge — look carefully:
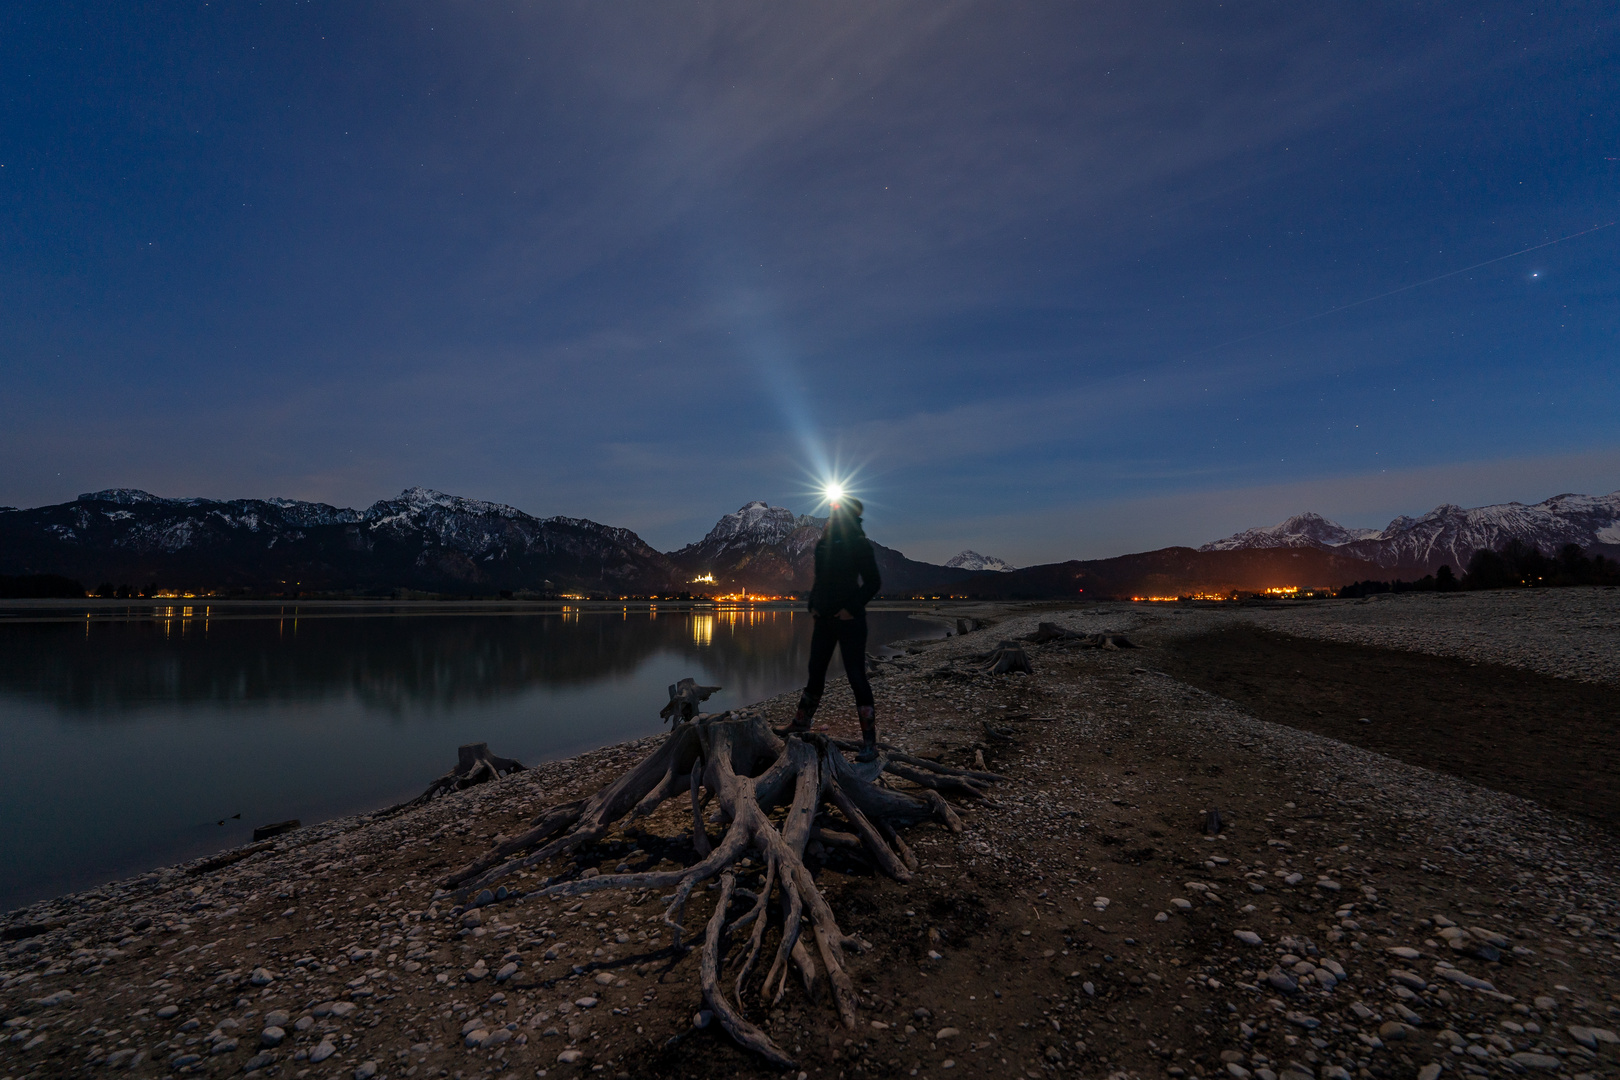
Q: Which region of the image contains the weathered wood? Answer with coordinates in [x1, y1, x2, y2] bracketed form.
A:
[440, 687, 1000, 1066]
[661, 677, 721, 726]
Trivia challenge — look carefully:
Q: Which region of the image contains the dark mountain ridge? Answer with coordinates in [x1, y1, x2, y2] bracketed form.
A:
[9, 486, 1611, 600]
[0, 487, 674, 596]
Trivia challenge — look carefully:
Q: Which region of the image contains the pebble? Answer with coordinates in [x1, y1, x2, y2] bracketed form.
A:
[466, 958, 489, 982]
[310, 1039, 337, 1063]
[1434, 967, 1493, 991]
[1510, 1052, 1561, 1070]
[575, 996, 599, 1008]
[155, 1004, 179, 1019]
[593, 971, 615, 986]
[263, 1009, 289, 1027]
[1266, 970, 1297, 993]
[211, 1036, 239, 1054]
[1233, 930, 1262, 946]
[1386, 946, 1421, 959]
[936, 1027, 960, 1040]
[248, 966, 275, 985]
[260, 1025, 286, 1047]
[354, 1062, 378, 1080]
[244, 1051, 276, 1072]
[496, 961, 519, 982]
[1417, 1065, 1442, 1080]
[558, 1048, 584, 1063]
[1170, 898, 1193, 910]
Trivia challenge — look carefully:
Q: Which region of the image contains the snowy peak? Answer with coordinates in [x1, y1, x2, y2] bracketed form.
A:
[945, 550, 1014, 572]
[79, 489, 169, 506]
[363, 487, 525, 521]
[1202, 512, 1380, 551]
[689, 501, 825, 554]
[1204, 490, 1620, 571]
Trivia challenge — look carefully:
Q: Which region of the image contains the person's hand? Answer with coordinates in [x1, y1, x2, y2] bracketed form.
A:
[835, 609, 854, 620]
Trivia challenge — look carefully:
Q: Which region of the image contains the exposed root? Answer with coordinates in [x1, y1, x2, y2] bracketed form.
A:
[439, 690, 1000, 1066]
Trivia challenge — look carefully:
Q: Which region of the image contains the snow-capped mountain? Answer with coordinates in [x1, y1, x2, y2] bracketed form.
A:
[0, 488, 672, 594]
[673, 501, 825, 563]
[944, 550, 1014, 572]
[667, 501, 972, 596]
[1202, 491, 1620, 572]
[1200, 512, 1380, 552]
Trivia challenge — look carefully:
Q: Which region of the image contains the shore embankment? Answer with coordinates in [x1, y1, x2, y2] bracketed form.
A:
[3, 591, 1618, 1080]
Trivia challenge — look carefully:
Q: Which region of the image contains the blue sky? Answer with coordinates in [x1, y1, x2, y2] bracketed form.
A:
[3, 2, 1617, 563]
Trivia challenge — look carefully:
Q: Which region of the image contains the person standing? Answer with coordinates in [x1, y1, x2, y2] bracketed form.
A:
[777, 496, 883, 760]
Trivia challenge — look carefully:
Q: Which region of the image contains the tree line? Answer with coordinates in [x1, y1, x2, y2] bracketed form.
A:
[1336, 541, 1620, 597]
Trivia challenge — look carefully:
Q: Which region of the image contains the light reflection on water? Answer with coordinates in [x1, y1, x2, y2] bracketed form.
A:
[0, 605, 943, 909]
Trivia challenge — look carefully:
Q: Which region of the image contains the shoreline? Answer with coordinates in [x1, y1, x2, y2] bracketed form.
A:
[3, 594, 1618, 1080]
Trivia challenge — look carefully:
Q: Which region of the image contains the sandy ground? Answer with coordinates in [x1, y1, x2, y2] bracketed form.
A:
[3, 590, 1619, 1080]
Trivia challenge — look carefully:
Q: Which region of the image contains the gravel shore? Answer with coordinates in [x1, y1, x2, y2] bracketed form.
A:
[3, 592, 1617, 1080]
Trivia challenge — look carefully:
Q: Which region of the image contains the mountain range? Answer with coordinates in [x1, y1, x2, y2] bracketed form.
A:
[2, 486, 1616, 599]
[1201, 492, 1620, 573]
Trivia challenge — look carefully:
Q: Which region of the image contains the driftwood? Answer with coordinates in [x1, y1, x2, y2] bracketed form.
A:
[660, 677, 721, 727]
[439, 697, 1003, 1066]
[396, 743, 525, 810]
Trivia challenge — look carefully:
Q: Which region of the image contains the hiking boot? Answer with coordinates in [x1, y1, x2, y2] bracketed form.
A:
[855, 705, 879, 762]
[773, 692, 820, 736]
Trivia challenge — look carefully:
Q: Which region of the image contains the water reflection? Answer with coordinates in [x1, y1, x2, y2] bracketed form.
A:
[0, 607, 942, 909]
[0, 607, 869, 716]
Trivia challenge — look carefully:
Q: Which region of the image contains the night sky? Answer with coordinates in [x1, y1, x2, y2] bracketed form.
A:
[3, 3, 1617, 564]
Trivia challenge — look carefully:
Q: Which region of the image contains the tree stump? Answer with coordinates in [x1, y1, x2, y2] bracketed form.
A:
[438, 696, 1002, 1066]
[1023, 623, 1139, 649]
[398, 743, 525, 809]
[982, 641, 1034, 674]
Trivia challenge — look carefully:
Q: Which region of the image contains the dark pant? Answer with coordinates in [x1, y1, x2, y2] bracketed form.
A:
[804, 612, 874, 708]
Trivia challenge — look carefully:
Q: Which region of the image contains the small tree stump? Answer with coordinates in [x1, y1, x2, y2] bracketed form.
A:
[399, 743, 525, 809]
[982, 641, 1033, 675]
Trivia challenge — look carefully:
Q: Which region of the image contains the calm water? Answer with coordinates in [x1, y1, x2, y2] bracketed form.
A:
[0, 604, 944, 910]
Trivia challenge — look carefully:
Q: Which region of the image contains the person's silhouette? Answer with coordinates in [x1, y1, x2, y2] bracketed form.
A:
[777, 497, 883, 760]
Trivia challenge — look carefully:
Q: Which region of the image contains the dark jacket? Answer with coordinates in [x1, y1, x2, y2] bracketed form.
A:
[807, 515, 882, 616]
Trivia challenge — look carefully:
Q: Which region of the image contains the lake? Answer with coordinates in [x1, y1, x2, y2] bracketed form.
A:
[0, 602, 947, 910]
